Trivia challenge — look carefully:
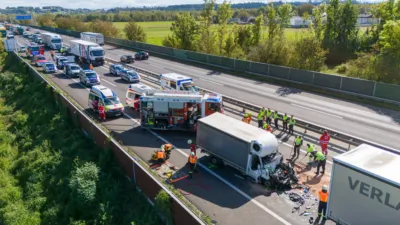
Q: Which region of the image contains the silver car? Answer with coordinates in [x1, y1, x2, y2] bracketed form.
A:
[121, 70, 141, 83]
[109, 64, 126, 76]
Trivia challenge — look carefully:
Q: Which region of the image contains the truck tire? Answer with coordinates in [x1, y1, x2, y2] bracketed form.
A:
[210, 156, 224, 167]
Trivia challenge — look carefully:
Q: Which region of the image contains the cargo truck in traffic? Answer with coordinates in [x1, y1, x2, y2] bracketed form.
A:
[327, 144, 400, 225]
[196, 112, 283, 185]
[41, 32, 63, 50]
[69, 40, 105, 66]
[80, 32, 104, 46]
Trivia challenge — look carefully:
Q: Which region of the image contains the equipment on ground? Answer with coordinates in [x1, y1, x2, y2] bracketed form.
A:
[327, 144, 400, 225]
[196, 112, 286, 186]
[69, 40, 104, 66]
[139, 90, 223, 131]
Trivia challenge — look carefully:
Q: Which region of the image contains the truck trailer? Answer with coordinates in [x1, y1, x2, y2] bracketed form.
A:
[69, 40, 104, 66]
[327, 144, 400, 225]
[80, 32, 104, 46]
[196, 112, 283, 185]
[41, 32, 63, 50]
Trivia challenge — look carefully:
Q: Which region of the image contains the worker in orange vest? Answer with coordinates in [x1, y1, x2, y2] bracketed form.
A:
[263, 123, 272, 132]
[156, 150, 166, 163]
[317, 185, 329, 221]
[319, 130, 330, 155]
[89, 63, 94, 70]
[188, 152, 198, 178]
[242, 112, 252, 124]
[50, 50, 54, 60]
[98, 102, 106, 121]
[161, 143, 173, 159]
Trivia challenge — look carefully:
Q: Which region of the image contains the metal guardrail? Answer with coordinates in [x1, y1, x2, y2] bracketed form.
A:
[103, 57, 399, 154]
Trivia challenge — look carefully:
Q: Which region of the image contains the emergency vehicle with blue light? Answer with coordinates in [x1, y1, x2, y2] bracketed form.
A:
[139, 90, 224, 132]
[159, 73, 199, 93]
[125, 83, 155, 110]
[88, 85, 124, 117]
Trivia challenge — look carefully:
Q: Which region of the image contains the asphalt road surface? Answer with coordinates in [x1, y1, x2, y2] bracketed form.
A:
[16, 34, 340, 225]
[25, 27, 400, 150]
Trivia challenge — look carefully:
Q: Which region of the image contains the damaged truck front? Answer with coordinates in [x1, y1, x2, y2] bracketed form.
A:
[196, 112, 284, 186]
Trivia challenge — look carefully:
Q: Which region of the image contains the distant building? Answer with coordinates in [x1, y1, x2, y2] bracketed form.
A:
[290, 16, 310, 28]
[357, 14, 379, 25]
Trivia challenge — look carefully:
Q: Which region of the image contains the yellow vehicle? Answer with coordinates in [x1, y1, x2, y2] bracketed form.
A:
[0, 27, 6, 38]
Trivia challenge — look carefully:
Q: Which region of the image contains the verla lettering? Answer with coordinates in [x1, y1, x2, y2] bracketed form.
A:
[348, 176, 400, 210]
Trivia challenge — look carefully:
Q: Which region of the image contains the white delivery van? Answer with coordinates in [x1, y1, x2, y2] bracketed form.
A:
[88, 85, 124, 117]
[80, 32, 104, 46]
[41, 32, 63, 50]
[125, 83, 155, 110]
[159, 73, 199, 93]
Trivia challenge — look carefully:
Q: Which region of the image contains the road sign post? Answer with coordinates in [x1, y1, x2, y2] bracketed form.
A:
[16, 15, 32, 20]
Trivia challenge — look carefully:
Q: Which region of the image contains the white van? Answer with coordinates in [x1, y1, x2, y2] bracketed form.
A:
[159, 73, 199, 93]
[88, 85, 124, 117]
[125, 83, 155, 110]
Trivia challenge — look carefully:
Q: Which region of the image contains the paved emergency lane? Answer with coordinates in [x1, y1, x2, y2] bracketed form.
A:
[30, 27, 400, 150]
[17, 35, 336, 225]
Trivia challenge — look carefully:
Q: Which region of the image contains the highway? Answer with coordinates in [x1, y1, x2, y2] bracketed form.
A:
[28, 28, 400, 150]
[16, 33, 337, 225]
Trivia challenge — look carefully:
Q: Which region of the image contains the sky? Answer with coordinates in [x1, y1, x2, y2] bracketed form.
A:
[2, 0, 382, 9]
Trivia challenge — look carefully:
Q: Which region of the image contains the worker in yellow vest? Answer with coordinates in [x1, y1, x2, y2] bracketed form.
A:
[282, 113, 289, 131]
[292, 135, 303, 158]
[257, 107, 265, 128]
[242, 112, 252, 124]
[265, 108, 272, 125]
[273, 110, 279, 128]
[289, 115, 296, 135]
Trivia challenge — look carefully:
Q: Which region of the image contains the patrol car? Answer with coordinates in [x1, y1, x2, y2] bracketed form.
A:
[64, 63, 81, 78]
[79, 69, 100, 86]
[120, 70, 141, 83]
[88, 85, 124, 117]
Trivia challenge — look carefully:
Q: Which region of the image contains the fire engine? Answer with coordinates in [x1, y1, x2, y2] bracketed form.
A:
[139, 90, 224, 131]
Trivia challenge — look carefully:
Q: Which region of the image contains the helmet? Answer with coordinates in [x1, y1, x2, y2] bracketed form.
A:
[190, 152, 195, 156]
[322, 185, 328, 191]
[187, 139, 192, 144]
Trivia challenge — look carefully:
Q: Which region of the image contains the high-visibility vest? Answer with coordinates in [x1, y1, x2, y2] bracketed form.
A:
[266, 110, 272, 117]
[289, 118, 296, 125]
[189, 155, 197, 164]
[163, 144, 173, 151]
[307, 144, 315, 153]
[295, 137, 302, 145]
[320, 134, 330, 145]
[157, 151, 165, 159]
[98, 105, 104, 113]
[273, 112, 279, 119]
[319, 191, 329, 202]
[283, 115, 288, 121]
[257, 110, 265, 120]
[315, 151, 326, 161]
[243, 113, 249, 118]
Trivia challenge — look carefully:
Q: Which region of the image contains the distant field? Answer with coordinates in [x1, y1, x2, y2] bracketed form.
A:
[112, 21, 370, 46]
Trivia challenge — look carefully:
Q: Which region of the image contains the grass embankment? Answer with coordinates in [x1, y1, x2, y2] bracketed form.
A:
[0, 58, 162, 224]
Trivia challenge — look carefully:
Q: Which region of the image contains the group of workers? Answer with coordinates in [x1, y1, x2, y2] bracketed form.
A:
[292, 130, 330, 175]
[242, 108, 296, 134]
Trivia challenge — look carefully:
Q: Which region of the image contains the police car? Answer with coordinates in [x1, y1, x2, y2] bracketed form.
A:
[79, 69, 100, 86]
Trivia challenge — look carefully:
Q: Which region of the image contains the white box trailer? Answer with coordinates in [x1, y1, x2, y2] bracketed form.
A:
[69, 40, 105, 66]
[327, 144, 400, 225]
[80, 32, 104, 46]
[41, 32, 63, 50]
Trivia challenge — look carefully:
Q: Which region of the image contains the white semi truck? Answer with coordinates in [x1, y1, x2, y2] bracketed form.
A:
[80, 32, 104, 46]
[69, 40, 105, 66]
[327, 144, 400, 225]
[41, 32, 63, 50]
[196, 112, 283, 185]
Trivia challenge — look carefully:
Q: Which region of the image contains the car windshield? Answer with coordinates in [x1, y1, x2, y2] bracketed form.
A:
[103, 97, 120, 105]
[60, 59, 68, 63]
[70, 66, 80, 70]
[128, 72, 138, 77]
[91, 50, 104, 56]
[46, 64, 54, 68]
[183, 84, 198, 92]
[37, 56, 46, 60]
[115, 66, 124, 70]
[125, 55, 132, 59]
[51, 39, 61, 43]
[86, 73, 97, 78]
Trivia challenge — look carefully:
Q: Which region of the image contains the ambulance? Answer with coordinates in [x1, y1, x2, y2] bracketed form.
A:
[159, 73, 199, 93]
[125, 83, 155, 111]
[88, 85, 124, 117]
[139, 90, 224, 132]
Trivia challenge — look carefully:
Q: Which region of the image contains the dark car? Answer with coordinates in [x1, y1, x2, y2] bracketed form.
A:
[26, 27, 30, 31]
[134, 51, 149, 60]
[109, 64, 127, 76]
[120, 54, 134, 63]
[120, 70, 141, 83]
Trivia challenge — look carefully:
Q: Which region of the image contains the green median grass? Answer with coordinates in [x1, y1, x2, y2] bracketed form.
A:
[0, 58, 162, 225]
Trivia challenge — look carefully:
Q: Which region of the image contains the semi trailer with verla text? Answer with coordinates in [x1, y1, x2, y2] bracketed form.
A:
[327, 144, 400, 225]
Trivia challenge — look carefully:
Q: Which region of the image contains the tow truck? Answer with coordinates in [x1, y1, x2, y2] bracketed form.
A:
[139, 90, 224, 132]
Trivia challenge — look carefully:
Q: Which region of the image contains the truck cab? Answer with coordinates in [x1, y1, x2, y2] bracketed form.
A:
[139, 90, 223, 131]
[88, 85, 124, 117]
[125, 83, 155, 111]
[159, 73, 199, 93]
[55, 56, 68, 69]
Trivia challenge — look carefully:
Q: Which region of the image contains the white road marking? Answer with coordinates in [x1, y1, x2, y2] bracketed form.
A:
[291, 103, 343, 119]
[199, 78, 224, 86]
[101, 66, 109, 70]
[101, 79, 116, 87]
[149, 63, 163, 68]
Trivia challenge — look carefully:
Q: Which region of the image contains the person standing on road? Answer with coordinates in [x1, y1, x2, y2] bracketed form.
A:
[263, 123, 272, 133]
[289, 115, 296, 134]
[257, 107, 265, 128]
[319, 130, 330, 156]
[273, 111, 279, 129]
[313, 151, 326, 175]
[188, 152, 198, 178]
[317, 185, 329, 221]
[98, 102, 106, 121]
[242, 113, 251, 124]
[292, 135, 303, 158]
[265, 108, 272, 125]
[89, 63, 94, 70]
[188, 139, 196, 155]
[282, 113, 289, 131]
[50, 50, 54, 60]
